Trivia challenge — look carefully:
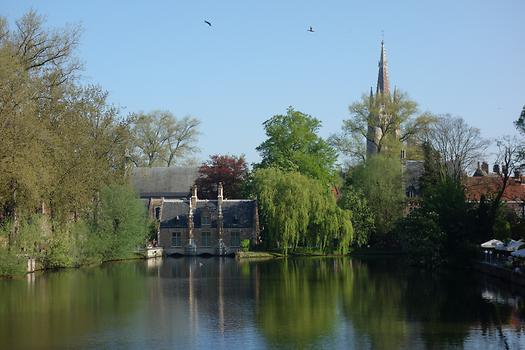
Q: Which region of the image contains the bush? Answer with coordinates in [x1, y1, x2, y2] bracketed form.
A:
[0, 247, 25, 277]
[393, 209, 445, 268]
[93, 184, 149, 261]
[240, 239, 250, 252]
[42, 232, 75, 268]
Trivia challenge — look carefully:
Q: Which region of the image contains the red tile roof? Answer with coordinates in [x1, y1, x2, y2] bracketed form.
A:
[465, 176, 525, 202]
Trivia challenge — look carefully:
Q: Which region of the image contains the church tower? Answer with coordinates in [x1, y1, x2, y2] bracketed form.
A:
[367, 40, 396, 157]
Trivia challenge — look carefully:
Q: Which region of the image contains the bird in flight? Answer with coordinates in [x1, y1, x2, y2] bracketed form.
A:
[307, 26, 315, 32]
[204, 20, 212, 27]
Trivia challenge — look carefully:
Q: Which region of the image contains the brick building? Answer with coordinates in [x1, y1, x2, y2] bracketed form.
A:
[131, 167, 259, 255]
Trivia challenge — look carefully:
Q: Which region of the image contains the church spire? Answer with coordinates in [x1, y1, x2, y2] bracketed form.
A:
[376, 40, 390, 95]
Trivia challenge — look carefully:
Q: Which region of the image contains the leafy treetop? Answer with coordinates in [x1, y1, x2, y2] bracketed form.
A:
[256, 107, 337, 185]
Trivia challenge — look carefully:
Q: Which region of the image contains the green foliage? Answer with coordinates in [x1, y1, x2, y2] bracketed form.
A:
[514, 105, 525, 135]
[329, 90, 431, 163]
[393, 209, 445, 267]
[93, 185, 149, 261]
[240, 239, 250, 252]
[493, 209, 511, 241]
[252, 168, 352, 254]
[0, 247, 25, 277]
[256, 107, 338, 185]
[351, 155, 404, 238]
[415, 142, 476, 265]
[42, 230, 75, 268]
[338, 185, 375, 247]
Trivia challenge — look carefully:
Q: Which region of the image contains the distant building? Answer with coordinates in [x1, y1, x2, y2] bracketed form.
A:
[466, 162, 525, 218]
[366, 41, 422, 205]
[131, 167, 259, 255]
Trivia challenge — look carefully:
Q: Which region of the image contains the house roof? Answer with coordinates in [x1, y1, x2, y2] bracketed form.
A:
[465, 176, 525, 202]
[131, 167, 199, 198]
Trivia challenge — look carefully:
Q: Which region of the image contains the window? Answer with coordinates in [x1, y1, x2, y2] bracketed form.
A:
[154, 207, 161, 220]
[201, 232, 211, 247]
[230, 231, 240, 247]
[171, 232, 182, 247]
[201, 214, 209, 226]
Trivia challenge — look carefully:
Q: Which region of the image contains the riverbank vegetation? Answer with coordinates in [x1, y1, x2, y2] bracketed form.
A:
[250, 108, 352, 255]
[0, 12, 155, 276]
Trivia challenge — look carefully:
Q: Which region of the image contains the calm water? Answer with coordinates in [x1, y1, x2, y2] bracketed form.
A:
[1, 257, 525, 350]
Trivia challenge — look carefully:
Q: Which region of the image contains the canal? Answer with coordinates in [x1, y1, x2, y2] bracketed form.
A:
[1, 257, 524, 349]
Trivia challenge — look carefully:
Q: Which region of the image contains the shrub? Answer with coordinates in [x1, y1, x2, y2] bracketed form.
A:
[0, 247, 25, 277]
[393, 209, 445, 268]
[241, 239, 250, 252]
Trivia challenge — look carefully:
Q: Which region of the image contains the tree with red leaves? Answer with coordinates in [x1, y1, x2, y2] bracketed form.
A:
[195, 155, 249, 199]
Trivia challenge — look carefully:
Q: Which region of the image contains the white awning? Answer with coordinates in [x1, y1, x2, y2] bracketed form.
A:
[481, 239, 503, 248]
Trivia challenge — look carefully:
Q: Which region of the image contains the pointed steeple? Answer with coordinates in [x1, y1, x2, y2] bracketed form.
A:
[376, 40, 390, 96]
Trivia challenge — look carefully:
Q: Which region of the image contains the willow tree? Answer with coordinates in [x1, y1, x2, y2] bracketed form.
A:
[252, 168, 352, 254]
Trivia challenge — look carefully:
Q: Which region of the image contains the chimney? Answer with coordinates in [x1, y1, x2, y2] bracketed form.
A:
[493, 164, 500, 175]
[191, 185, 198, 208]
[217, 182, 223, 215]
[481, 161, 489, 174]
[217, 182, 224, 241]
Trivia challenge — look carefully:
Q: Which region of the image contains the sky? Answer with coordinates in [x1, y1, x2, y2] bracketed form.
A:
[2, 1, 524, 166]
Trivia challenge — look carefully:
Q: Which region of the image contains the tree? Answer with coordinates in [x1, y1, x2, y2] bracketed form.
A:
[418, 142, 474, 264]
[338, 185, 375, 247]
[256, 107, 338, 184]
[163, 115, 200, 167]
[93, 185, 149, 261]
[329, 91, 433, 164]
[421, 115, 489, 181]
[393, 209, 445, 267]
[2, 10, 81, 89]
[252, 168, 352, 254]
[350, 155, 404, 239]
[0, 11, 82, 246]
[129, 110, 200, 167]
[514, 105, 525, 135]
[475, 136, 524, 243]
[195, 154, 249, 199]
[45, 85, 131, 222]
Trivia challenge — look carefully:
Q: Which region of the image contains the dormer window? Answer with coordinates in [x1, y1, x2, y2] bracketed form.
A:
[202, 214, 209, 225]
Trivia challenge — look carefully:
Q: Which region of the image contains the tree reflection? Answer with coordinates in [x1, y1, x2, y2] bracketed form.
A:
[340, 258, 409, 350]
[256, 258, 338, 347]
[404, 269, 518, 349]
[0, 262, 146, 349]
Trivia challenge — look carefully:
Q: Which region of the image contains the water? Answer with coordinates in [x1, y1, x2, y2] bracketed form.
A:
[1, 256, 524, 350]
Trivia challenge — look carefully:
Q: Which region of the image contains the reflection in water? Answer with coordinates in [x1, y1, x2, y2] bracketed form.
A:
[256, 258, 338, 347]
[0, 257, 524, 349]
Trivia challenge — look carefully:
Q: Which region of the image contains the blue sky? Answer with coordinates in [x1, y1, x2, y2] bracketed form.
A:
[2, 1, 524, 165]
